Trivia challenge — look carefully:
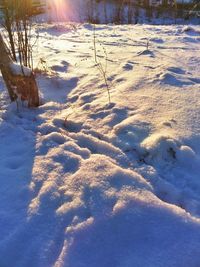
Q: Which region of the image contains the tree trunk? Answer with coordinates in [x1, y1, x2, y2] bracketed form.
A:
[0, 33, 39, 107]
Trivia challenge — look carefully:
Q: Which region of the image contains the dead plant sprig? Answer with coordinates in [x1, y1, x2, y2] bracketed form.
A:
[93, 24, 111, 104]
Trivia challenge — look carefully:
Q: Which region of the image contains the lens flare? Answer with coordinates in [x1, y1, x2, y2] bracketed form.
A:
[47, 0, 68, 21]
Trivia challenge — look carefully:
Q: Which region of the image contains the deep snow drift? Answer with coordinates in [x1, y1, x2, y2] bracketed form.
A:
[0, 23, 200, 267]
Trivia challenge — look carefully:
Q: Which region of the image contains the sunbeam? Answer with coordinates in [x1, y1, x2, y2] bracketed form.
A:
[47, 0, 69, 21]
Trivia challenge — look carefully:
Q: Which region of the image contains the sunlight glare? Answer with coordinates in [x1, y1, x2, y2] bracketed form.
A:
[47, 0, 69, 22]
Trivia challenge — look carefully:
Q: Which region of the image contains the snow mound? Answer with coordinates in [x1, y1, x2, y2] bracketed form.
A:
[141, 133, 200, 169]
[141, 133, 178, 164]
[181, 26, 200, 35]
[65, 198, 200, 267]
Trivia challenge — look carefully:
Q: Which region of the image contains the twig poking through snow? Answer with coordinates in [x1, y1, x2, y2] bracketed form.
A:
[93, 24, 111, 104]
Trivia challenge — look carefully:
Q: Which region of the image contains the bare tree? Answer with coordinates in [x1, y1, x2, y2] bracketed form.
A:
[0, 0, 45, 107]
[0, 0, 45, 68]
[113, 0, 125, 24]
[127, 0, 134, 23]
[0, 33, 39, 107]
[103, 0, 108, 23]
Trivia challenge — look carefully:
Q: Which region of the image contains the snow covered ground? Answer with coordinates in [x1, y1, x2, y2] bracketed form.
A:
[0, 23, 200, 267]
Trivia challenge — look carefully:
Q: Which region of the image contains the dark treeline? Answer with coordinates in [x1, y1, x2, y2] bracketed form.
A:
[85, 0, 200, 24]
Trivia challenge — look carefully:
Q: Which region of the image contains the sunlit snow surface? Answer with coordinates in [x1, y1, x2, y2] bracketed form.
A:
[0, 24, 200, 267]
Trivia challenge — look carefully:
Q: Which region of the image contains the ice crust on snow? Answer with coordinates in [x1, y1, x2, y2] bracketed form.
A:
[0, 23, 200, 267]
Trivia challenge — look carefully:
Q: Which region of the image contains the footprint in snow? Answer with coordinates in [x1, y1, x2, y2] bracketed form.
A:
[64, 121, 83, 133]
[123, 63, 134, 71]
[53, 152, 80, 173]
[158, 72, 193, 87]
[4, 158, 24, 170]
[188, 77, 200, 84]
[51, 63, 69, 72]
[166, 67, 185, 75]
[80, 93, 97, 104]
[137, 50, 155, 57]
[150, 37, 164, 43]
